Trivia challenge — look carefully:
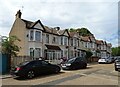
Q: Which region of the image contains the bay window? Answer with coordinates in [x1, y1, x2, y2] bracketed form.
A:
[30, 30, 34, 41]
[35, 31, 41, 41]
[46, 34, 49, 43]
[64, 37, 68, 46]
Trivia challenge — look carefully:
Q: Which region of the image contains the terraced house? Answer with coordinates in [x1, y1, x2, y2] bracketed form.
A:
[9, 10, 112, 63]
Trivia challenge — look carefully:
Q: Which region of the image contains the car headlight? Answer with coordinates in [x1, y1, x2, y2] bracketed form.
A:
[66, 64, 71, 66]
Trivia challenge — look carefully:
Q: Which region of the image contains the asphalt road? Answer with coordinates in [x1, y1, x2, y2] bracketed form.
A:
[2, 63, 120, 86]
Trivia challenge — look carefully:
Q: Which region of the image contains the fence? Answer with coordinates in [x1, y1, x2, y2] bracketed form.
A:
[11, 56, 34, 67]
[11, 56, 62, 68]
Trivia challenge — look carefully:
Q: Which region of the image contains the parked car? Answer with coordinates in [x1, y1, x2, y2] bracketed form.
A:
[10, 60, 61, 79]
[114, 56, 119, 61]
[61, 57, 87, 70]
[107, 57, 115, 63]
[114, 57, 120, 71]
[98, 58, 112, 64]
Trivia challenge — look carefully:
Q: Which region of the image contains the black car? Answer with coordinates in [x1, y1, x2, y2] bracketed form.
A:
[61, 57, 87, 70]
[114, 57, 120, 71]
[10, 60, 61, 79]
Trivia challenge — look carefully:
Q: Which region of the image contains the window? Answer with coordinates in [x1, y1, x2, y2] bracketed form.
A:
[61, 37, 63, 45]
[41, 61, 49, 65]
[52, 37, 56, 43]
[35, 48, 41, 58]
[64, 50, 68, 57]
[42, 33, 45, 43]
[35, 31, 41, 41]
[30, 48, 34, 57]
[28, 61, 42, 67]
[46, 34, 49, 43]
[85, 42, 87, 48]
[74, 38, 77, 46]
[70, 38, 73, 46]
[64, 37, 68, 46]
[61, 50, 63, 57]
[70, 50, 73, 57]
[67, 58, 76, 63]
[30, 30, 34, 41]
[77, 39, 79, 47]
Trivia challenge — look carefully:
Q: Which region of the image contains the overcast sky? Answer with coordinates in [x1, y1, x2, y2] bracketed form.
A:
[0, 0, 119, 47]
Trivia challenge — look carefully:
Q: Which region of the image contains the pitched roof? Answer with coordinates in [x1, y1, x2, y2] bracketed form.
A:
[81, 36, 91, 42]
[96, 40, 103, 45]
[21, 19, 35, 28]
[58, 30, 65, 35]
[21, 19, 60, 35]
[107, 43, 112, 47]
[69, 31, 79, 37]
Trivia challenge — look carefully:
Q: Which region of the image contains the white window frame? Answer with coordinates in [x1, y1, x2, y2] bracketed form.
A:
[46, 34, 49, 43]
[29, 30, 35, 41]
[29, 47, 42, 58]
[64, 36, 68, 46]
[35, 30, 42, 42]
[34, 48, 42, 58]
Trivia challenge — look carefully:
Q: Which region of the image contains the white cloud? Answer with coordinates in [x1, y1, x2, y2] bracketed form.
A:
[0, 0, 119, 47]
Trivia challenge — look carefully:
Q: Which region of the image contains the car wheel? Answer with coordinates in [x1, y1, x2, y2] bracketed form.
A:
[83, 65, 87, 69]
[115, 68, 118, 71]
[27, 70, 35, 79]
[55, 67, 60, 73]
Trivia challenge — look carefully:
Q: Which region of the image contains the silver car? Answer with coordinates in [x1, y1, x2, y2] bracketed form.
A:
[98, 58, 112, 64]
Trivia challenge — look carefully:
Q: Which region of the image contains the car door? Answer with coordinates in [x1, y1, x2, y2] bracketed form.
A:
[41, 61, 53, 73]
[74, 58, 83, 69]
[25, 61, 42, 75]
[73, 58, 81, 69]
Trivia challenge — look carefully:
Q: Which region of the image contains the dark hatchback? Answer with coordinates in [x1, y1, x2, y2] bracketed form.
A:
[61, 57, 87, 70]
[10, 60, 61, 79]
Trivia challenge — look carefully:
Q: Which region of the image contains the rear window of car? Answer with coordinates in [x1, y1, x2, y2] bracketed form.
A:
[19, 61, 30, 66]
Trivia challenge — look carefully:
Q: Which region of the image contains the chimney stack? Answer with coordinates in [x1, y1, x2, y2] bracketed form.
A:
[15, 10, 22, 19]
[54, 27, 60, 31]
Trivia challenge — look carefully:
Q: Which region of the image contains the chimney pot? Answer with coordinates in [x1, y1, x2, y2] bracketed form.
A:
[15, 10, 22, 19]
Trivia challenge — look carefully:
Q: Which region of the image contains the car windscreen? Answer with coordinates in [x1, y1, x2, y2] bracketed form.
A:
[67, 58, 76, 63]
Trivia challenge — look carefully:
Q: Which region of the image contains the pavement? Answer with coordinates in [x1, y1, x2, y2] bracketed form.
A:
[0, 62, 99, 79]
[0, 74, 12, 79]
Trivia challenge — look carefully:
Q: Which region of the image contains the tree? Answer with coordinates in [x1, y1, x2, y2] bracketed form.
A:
[112, 46, 120, 56]
[77, 28, 92, 36]
[68, 27, 93, 36]
[69, 28, 76, 32]
[2, 36, 20, 70]
[85, 50, 93, 59]
[85, 50, 93, 62]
